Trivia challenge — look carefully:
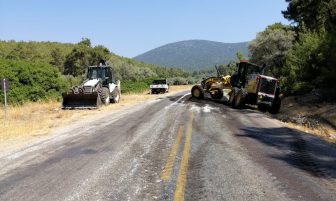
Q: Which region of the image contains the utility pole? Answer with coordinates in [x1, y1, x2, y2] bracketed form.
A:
[2, 78, 9, 123]
[4, 79, 7, 121]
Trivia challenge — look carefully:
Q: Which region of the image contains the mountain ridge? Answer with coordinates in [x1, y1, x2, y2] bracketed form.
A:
[134, 40, 249, 71]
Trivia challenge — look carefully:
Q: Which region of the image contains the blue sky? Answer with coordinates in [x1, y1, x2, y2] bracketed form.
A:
[0, 0, 289, 57]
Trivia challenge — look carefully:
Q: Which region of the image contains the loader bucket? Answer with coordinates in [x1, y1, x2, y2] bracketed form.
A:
[62, 92, 101, 109]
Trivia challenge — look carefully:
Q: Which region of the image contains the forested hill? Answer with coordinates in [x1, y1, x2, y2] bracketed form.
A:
[0, 40, 187, 78]
[134, 40, 249, 71]
[0, 39, 191, 104]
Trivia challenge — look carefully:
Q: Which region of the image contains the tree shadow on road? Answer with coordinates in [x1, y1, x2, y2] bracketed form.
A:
[167, 94, 336, 179]
[237, 126, 336, 179]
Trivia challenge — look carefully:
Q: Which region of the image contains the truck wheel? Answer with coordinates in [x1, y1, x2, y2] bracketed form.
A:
[234, 90, 245, 108]
[258, 104, 267, 112]
[210, 88, 223, 99]
[268, 96, 281, 114]
[99, 87, 110, 105]
[191, 85, 204, 99]
[111, 88, 121, 103]
[228, 88, 236, 105]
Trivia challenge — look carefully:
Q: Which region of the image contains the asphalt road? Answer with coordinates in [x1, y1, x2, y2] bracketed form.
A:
[0, 91, 335, 201]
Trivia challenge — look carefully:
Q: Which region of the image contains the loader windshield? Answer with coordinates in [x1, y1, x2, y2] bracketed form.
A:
[87, 67, 105, 79]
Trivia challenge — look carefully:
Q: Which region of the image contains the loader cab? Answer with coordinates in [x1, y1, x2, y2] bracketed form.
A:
[104, 67, 114, 83]
[87, 66, 115, 84]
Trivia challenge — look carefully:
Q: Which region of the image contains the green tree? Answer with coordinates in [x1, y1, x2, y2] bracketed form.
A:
[283, 29, 332, 94]
[63, 43, 91, 76]
[63, 38, 102, 76]
[216, 64, 235, 76]
[50, 47, 64, 72]
[6, 43, 42, 61]
[283, 0, 336, 31]
[236, 50, 246, 61]
[78, 38, 92, 47]
[282, 0, 336, 97]
[90, 45, 111, 65]
[249, 23, 295, 77]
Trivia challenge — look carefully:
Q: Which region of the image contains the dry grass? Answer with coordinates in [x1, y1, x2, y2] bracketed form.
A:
[2, 84, 334, 149]
[284, 122, 336, 144]
[0, 85, 192, 143]
[278, 97, 336, 143]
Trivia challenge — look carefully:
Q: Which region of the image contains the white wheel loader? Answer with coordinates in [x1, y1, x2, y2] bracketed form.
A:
[62, 63, 121, 109]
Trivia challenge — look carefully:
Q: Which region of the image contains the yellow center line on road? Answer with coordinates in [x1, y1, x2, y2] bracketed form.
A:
[161, 125, 184, 180]
[174, 112, 194, 201]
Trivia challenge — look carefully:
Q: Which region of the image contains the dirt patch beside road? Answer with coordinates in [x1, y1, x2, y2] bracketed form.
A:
[0, 85, 192, 148]
[273, 95, 336, 143]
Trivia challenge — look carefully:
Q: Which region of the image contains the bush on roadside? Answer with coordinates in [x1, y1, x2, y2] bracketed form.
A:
[0, 58, 69, 104]
[121, 78, 154, 94]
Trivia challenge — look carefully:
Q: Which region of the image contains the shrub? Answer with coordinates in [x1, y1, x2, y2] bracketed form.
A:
[121, 78, 154, 94]
[0, 58, 69, 104]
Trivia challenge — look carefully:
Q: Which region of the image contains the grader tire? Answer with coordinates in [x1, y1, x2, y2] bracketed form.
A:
[210, 88, 223, 99]
[191, 85, 204, 99]
[228, 90, 235, 105]
[234, 89, 245, 109]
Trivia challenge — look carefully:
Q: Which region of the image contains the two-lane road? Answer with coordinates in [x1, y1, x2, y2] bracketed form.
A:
[0, 91, 335, 201]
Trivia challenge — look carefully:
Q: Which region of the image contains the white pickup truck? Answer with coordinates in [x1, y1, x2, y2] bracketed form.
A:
[150, 79, 169, 94]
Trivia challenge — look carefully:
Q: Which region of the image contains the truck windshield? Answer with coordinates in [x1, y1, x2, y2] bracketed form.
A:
[246, 64, 262, 74]
[87, 68, 105, 79]
[152, 80, 166, 84]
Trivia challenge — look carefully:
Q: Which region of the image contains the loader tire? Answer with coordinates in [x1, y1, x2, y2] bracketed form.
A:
[191, 85, 204, 99]
[100, 87, 110, 105]
[111, 88, 121, 103]
[210, 88, 223, 99]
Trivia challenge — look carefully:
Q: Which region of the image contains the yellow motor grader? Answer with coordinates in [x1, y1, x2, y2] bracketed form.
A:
[191, 65, 231, 100]
[191, 61, 281, 114]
